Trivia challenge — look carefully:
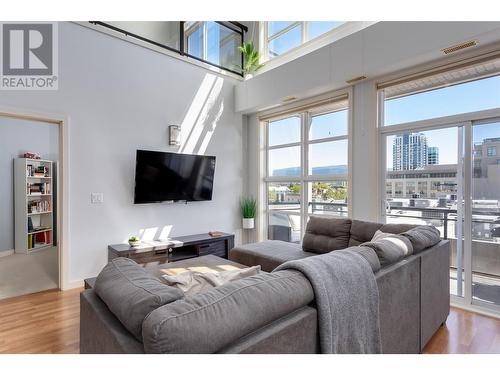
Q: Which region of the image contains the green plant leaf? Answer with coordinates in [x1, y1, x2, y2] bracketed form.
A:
[240, 197, 257, 218]
[239, 42, 265, 75]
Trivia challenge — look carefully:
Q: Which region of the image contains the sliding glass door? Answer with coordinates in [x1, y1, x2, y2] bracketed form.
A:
[471, 120, 500, 307]
[383, 125, 465, 298]
[381, 118, 500, 311]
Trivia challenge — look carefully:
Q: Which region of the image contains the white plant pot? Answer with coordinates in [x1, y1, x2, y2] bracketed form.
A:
[242, 218, 255, 229]
[244, 73, 253, 80]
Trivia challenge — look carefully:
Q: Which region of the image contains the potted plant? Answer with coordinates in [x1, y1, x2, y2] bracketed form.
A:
[128, 236, 141, 247]
[240, 197, 257, 229]
[238, 42, 265, 79]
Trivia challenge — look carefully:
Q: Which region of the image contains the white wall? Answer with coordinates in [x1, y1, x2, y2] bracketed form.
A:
[0, 117, 59, 252]
[0, 22, 243, 284]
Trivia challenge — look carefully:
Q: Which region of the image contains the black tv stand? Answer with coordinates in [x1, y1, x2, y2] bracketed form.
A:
[107, 232, 235, 267]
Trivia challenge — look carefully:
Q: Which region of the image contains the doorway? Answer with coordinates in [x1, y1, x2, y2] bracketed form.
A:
[0, 114, 62, 299]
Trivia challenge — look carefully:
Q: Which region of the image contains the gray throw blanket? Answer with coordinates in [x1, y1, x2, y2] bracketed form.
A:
[275, 249, 381, 354]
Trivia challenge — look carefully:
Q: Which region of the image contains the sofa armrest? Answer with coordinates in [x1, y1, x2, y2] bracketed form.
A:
[419, 240, 450, 349]
[80, 290, 144, 354]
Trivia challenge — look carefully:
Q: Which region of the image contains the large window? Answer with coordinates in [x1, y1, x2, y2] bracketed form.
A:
[91, 21, 245, 76]
[264, 21, 344, 59]
[379, 65, 500, 313]
[265, 97, 350, 243]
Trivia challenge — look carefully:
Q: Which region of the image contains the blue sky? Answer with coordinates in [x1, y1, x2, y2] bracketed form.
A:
[385, 75, 500, 168]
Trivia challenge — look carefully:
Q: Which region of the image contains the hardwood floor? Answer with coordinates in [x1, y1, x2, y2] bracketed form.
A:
[0, 288, 80, 354]
[0, 288, 499, 354]
[423, 307, 500, 354]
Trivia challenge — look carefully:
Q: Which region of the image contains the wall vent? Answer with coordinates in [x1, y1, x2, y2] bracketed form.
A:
[346, 75, 367, 84]
[442, 40, 478, 55]
[282, 96, 298, 102]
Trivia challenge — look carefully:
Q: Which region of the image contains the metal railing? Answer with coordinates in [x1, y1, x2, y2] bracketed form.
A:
[90, 21, 246, 76]
[269, 201, 500, 239]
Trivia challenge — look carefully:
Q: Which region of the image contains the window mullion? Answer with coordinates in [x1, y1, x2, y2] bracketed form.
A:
[202, 22, 208, 60]
[301, 21, 308, 43]
[301, 111, 310, 238]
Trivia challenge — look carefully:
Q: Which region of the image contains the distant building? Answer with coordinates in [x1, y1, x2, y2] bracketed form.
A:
[386, 164, 457, 199]
[473, 137, 500, 178]
[393, 133, 428, 171]
[428, 146, 439, 165]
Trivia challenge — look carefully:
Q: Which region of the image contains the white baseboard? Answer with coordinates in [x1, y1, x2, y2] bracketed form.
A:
[451, 301, 500, 319]
[61, 279, 84, 290]
[0, 249, 14, 258]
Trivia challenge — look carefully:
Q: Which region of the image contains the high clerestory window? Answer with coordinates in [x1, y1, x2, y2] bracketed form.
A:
[90, 21, 246, 76]
[263, 21, 344, 60]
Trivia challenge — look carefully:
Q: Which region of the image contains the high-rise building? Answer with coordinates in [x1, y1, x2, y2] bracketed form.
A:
[428, 146, 439, 165]
[393, 133, 428, 171]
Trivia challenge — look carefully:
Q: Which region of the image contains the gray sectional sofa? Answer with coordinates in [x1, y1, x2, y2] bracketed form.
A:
[230, 217, 450, 353]
[80, 217, 450, 354]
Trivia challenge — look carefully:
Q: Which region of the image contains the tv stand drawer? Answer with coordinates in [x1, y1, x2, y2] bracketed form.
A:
[197, 241, 226, 258]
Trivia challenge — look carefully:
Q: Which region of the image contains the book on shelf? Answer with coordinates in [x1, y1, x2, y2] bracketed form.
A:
[27, 200, 50, 213]
[26, 164, 50, 178]
[27, 182, 51, 195]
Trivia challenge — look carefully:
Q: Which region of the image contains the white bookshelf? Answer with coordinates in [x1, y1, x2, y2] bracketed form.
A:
[14, 158, 55, 254]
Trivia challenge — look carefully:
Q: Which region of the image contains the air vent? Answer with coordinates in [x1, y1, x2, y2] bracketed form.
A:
[282, 96, 297, 102]
[442, 40, 478, 55]
[346, 75, 367, 84]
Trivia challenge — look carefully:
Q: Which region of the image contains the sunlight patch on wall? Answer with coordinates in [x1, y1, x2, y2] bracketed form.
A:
[180, 73, 224, 155]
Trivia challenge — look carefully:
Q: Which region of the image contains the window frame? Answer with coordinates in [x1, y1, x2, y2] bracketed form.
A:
[261, 21, 352, 62]
[263, 91, 352, 242]
[90, 21, 246, 76]
[487, 146, 497, 156]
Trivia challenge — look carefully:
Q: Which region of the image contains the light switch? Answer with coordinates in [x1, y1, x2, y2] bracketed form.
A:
[91, 192, 104, 204]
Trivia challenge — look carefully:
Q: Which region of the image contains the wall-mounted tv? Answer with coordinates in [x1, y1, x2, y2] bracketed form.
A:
[134, 150, 216, 204]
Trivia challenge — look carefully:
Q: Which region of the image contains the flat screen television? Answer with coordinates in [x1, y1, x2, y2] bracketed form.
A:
[134, 150, 216, 204]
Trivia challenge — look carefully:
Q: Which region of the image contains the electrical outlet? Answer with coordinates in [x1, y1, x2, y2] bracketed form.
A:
[91, 192, 104, 204]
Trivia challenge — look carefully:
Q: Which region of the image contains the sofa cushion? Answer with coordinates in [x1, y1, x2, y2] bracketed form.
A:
[361, 234, 413, 268]
[229, 240, 313, 272]
[349, 220, 384, 247]
[401, 225, 441, 253]
[94, 258, 184, 341]
[142, 269, 314, 353]
[379, 223, 417, 235]
[302, 216, 352, 254]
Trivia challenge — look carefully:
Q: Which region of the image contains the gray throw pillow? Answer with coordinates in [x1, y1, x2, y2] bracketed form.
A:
[302, 216, 352, 254]
[94, 257, 184, 341]
[401, 225, 441, 253]
[360, 234, 413, 268]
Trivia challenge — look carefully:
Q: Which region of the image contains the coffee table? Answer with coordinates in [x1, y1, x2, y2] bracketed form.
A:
[84, 255, 247, 289]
